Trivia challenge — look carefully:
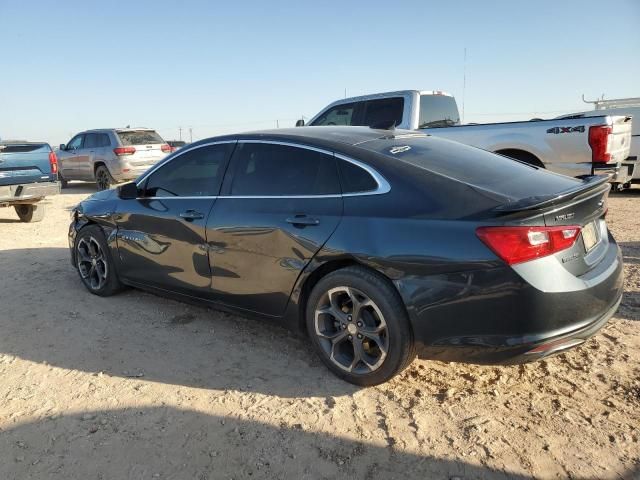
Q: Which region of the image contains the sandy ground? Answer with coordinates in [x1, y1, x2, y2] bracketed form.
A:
[0, 183, 638, 480]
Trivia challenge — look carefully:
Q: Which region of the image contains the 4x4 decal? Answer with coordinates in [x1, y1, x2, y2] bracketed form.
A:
[546, 125, 585, 134]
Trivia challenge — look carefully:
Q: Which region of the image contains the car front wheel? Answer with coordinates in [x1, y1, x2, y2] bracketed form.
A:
[75, 225, 123, 296]
[306, 266, 415, 386]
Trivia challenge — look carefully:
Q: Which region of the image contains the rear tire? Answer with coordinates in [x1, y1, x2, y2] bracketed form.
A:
[74, 225, 123, 296]
[58, 173, 69, 189]
[14, 204, 45, 223]
[306, 266, 416, 386]
[95, 165, 115, 191]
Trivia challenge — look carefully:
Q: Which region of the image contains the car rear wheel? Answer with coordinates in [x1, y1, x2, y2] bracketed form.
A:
[75, 225, 123, 296]
[95, 165, 115, 191]
[306, 266, 415, 386]
[14, 204, 45, 222]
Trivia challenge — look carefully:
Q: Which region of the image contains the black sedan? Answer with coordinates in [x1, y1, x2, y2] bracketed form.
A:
[69, 127, 623, 385]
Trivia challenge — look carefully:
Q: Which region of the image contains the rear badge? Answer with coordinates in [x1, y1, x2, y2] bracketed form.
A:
[561, 252, 580, 263]
[554, 212, 575, 222]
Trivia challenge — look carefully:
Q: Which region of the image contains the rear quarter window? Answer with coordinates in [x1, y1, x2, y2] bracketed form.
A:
[338, 160, 378, 193]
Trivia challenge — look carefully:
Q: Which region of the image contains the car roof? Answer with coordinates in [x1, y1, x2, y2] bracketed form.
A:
[79, 128, 157, 133]
[199, 126, 429, 149]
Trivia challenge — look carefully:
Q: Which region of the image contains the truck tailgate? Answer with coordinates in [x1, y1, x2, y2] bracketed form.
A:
[0, 143, 55, 186]
[608, 115, 632, 165]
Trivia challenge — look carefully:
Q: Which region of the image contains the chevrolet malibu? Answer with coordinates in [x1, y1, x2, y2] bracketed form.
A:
[69, 127, 624, 386]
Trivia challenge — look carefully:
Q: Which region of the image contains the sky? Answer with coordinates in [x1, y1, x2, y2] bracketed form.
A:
[1, 0, 639, 146]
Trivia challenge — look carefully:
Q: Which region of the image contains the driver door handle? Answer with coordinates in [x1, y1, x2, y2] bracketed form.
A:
[179, 210, 205, 221]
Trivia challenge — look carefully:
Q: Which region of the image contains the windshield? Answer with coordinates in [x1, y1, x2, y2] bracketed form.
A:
[418, 95, 460, 128]
[117, 130, 165, 146]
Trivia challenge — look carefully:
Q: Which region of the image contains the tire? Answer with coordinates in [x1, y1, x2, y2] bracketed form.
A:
[306, 266, 416, 386]
[74, 224, 123, 296]
[95, 165, 115, 191]
[58, 173, 68, 189]
[14, 204, 45, 223]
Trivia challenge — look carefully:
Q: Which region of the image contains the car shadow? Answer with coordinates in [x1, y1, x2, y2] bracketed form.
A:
[59, 182, 98, 195]
[0, 247, 357, 398]
[0, 406, 561, 480]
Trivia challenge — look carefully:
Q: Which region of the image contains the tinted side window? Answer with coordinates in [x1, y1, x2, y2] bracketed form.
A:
[144, 144, 232, 197]
[67, 135, 84, 150]
[100, 133, 111, 147]
[418, 95, 460, 128]
[84, 133, 99, 148]
[310, 103, 356, 126]
[338, 160, 378, 193]
[361, 97, 404, 127]
[230, 143, 339, 196]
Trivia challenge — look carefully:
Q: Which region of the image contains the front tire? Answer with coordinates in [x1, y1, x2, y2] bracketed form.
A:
[95, 165, 115, 191]
[306, 266, 415, 386]
[14, 204, 45, 222]
[74, 225, 123, 296]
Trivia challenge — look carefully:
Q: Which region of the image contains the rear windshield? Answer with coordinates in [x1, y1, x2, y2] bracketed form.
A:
[419, 95, 460, 128]
[361, 136, 579, 199]
[117, 130, 164, 146]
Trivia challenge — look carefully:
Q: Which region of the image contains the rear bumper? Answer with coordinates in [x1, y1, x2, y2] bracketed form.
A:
[593, 162, 633, 184]
[0, 181, 60, 204]
[399, 242, 624, 365]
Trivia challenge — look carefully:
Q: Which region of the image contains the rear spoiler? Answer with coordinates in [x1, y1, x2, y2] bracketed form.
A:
[494, 175, 610, 213]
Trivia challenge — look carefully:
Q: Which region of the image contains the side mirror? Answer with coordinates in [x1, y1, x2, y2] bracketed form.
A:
[59, 144, 66, 151]
[117, 182, 139, 200]
[295, 119, 305, 127]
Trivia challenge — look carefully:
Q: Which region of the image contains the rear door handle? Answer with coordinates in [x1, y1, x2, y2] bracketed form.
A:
[179, 210, 205, 221]
[286, 215, 320, 226]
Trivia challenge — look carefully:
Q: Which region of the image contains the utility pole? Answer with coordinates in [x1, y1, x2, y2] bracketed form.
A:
[189, 127, 193, 143]
[276, 119, 279, 128]
[179, 127, 182, 141]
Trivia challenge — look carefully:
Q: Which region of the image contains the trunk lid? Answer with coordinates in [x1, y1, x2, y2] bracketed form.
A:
[606, 115, 632, 165]
[0, 143, 54, 187]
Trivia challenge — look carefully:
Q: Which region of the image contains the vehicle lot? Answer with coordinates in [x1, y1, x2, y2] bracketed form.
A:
[0, 185, 638, 479]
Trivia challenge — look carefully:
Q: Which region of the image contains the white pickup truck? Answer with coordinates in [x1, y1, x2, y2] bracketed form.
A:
[302, 90, 633, 188]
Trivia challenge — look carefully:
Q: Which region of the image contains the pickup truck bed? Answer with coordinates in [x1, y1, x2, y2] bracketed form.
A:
[0, 142, 60, 222]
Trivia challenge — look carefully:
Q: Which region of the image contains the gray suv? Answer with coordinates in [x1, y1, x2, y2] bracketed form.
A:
[57, 128, 172, 190]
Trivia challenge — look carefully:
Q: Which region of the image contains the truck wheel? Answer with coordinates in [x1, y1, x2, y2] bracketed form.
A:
[14, 204, 45, 223]
[58, 173, 69, 189]
[95, 165, 115, 191]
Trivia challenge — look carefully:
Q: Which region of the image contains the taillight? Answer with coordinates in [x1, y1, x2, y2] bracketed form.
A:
[476, 225, 581, 265]
[161, 144, 172, 153]
[588, 125, 612, 163]
[49, 151, 58, 174]
[113, 147, 136, 156]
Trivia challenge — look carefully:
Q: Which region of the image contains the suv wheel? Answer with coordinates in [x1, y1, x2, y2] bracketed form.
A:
[306, 266, 416, 386]
[95, 165, 115, 191]
[75, 225, 123, 296]
[14, 204, 45, 223]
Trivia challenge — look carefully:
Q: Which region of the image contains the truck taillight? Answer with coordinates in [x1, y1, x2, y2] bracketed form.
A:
[161, 144, 172, 153]
[476, 225, 581, 265]
[49, 151, 58, 174]
[114, 147, 136, 156]
[588, 125, 612, 163]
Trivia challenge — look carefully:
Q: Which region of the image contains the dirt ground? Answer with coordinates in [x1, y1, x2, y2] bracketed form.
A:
[0, 183, 638, 480]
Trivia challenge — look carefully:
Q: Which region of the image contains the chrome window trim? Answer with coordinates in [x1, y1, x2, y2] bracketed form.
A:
[133, 138, 391, 200]
[135, 140, 238, 186]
